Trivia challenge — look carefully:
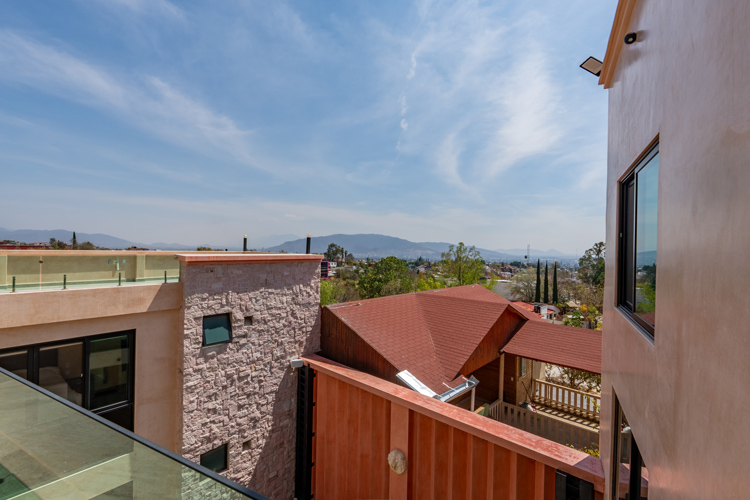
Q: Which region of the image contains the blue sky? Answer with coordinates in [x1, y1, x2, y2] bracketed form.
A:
[0, 0, 615, 252]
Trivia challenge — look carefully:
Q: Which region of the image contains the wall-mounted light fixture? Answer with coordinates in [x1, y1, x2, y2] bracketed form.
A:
[580, 56, 603, 77]
[624, 32, 637, 45]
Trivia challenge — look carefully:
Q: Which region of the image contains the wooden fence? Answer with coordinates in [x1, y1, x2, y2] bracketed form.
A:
[532, 379, 601, 422]
[488, 400, 599, 452]
[304, 354, 605, 500]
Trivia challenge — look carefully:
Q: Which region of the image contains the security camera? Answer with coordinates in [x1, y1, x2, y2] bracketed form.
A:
[624, 32, 637, 45]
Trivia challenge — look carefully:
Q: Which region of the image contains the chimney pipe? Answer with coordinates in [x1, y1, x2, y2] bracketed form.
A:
[306, 234, 311, 254]
[243, 235, 248, 252]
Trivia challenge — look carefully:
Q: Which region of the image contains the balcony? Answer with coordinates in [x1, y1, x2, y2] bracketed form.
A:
[481, 379, 600, 453]
[0, 251, 180, 293]
[0, 368, 267, 499]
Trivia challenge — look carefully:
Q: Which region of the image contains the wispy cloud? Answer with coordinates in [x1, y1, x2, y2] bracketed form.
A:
[481, 45, 564, 176]
[93, 0, 186, 22]
[0, 30, 260, 170]
[371, 4, 568, 190]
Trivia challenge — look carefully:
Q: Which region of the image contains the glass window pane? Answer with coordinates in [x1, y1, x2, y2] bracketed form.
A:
[0, 349, 28, 379]
[623, 180, 635, 309]
[203, 314, 232, 346]
[39, 342, 83, 405]
[90, 335, 130, 410]
[200, 444, 228, 472]
[96, 404, 134, 431]
[635, 154, 659, 328]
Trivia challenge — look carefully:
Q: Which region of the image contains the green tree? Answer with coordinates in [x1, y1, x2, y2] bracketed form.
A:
[358, 256, 411, 299]
[324, 243, 345, 264]
[543, 262, 549, 303]
[78, 241, 96, 250]
[416, 275, 446, 291]
[534, 259, 541, 302]
[71, 231, 78, 248]
[578, 242, 605, 287]
[563, 309, 584, 328]
[440, 242, 484, 286]
[320, 280, 336, 306]
[552, 262, 558, 304]
[49, 238, 67, 250]
[510, 268, 536, 301]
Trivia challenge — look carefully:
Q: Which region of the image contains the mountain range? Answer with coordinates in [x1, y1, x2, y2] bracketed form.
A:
[0, 228, 577, 261]
[0, 228, 195, 251]
[267, 234, 576, 261]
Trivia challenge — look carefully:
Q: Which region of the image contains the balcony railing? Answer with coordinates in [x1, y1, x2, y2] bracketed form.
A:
[487, 400, 599, 452]
[0, 367, 268, 499]
[0, 252, 180, 293]
[533, 379, 601, 422]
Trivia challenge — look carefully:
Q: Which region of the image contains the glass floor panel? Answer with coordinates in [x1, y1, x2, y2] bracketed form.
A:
[0, 369, 266, 500]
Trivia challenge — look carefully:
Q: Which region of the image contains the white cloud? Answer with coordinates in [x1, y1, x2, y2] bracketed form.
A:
[94, 0, 186, 22]
[482, 46, 563, 176]
[0, 31, 262, 171]
[400, 118, 409, 130]
[407, 53, 417, 80]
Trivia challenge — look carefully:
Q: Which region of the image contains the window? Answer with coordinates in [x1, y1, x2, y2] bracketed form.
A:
[200, 443, 228, 472]
[612, 397, 648, 499]
[519, 357, 527, 377]
[203, 313, 232, 346]
[619, 143, 659, 338]
[0, 331, 135, 430]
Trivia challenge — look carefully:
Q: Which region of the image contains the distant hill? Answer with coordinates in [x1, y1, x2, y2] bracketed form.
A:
[0, 228, 194, 250]
[495, 248, 574, 259]
[267, 234, 575, 261]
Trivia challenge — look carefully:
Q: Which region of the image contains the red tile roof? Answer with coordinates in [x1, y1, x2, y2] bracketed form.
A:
[510, 301, 545, 320]
[502, 321, 602, 374]
[326, 285, 514, 393]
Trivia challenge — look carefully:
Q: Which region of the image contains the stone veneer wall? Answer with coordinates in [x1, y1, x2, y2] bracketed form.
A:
[180, 260, 321, 500]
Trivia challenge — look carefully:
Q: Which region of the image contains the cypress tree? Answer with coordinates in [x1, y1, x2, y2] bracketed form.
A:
[543, 261, 549, 303]
[72, 231, 77, 246]
[552, 262, 559, 304]
[534, 259, 541, 302]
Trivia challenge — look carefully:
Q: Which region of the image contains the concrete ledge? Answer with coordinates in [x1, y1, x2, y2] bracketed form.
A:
[176, 253, 323, 265]
[0, 283, 182, 329]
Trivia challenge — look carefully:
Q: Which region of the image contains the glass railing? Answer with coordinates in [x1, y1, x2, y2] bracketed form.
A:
[0, 253, 181, 293]
[0, 368, 268, 499]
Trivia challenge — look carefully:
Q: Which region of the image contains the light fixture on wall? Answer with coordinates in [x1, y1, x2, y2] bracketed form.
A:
[580, 56, 603, 77]
[624, 32, 637, 44]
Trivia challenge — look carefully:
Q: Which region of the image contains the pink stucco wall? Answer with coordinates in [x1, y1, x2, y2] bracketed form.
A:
[601, 1, 750, 498]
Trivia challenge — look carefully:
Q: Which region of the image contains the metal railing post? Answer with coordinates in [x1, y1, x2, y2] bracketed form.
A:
[63, 275, 67, 290]
[12, 276, 15, 293]
[118, 273, 122, 286]
[164, 270, 167, 283]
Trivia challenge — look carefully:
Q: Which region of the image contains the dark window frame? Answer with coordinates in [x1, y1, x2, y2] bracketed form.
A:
[611, 395, 648, 499]
[200, 443, 229, 473]
[202, 313, 233, 347]
[0, 330, 136, 430]
[618, 142, 659, 339]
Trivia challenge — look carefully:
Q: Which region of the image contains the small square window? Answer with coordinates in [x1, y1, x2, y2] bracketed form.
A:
[244, 315, 253, 327]
[519, 357, 527, 377]
[200, 443, 228, 472]
[202, 314, 232, 346]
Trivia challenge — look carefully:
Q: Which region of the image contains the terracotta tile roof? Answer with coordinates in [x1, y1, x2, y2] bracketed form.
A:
[326, 285, 513, 393]
[502, 321, 602, 374]
[509, 302, 547, 321]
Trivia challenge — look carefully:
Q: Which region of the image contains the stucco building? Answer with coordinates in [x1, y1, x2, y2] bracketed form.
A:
[0, 250, 322, 499]
[597, 0, 750, 498]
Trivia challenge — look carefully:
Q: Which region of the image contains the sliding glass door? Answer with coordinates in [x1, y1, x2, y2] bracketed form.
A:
[0, 331, 135, 430]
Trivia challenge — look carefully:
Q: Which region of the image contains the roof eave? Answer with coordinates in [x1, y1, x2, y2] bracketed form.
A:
[599, 0, 638, 89]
